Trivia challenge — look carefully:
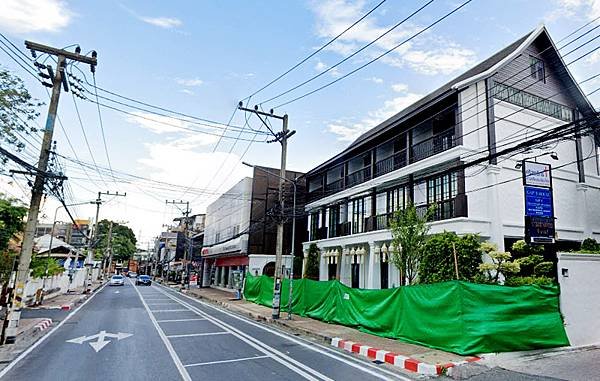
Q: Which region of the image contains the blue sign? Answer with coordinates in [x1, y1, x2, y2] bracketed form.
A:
[524, 186, 553, 217]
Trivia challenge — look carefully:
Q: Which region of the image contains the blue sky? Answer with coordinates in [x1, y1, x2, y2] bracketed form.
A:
[0, 0, 599, 244]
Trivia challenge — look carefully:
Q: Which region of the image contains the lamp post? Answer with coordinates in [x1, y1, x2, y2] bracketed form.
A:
[41, 201, 95, 304]
[243, 162, 298, 320]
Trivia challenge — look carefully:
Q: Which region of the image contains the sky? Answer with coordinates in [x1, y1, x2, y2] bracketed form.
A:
[0, 0, 599, 246]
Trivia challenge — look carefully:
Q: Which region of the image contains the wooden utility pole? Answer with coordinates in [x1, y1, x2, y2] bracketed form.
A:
[3, 42, 96, 344]
[238, 103, 295, 319]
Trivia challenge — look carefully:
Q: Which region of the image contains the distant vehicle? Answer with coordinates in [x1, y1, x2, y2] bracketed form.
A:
[128, 272, 138, 278]
[109, 275, 125, 286]
[136, 275, 152, 286]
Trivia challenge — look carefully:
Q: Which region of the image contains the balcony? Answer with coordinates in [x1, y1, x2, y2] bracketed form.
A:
[346, 167, 371, 188]
[375, 149, 407, 177]
[307, 127, 457, 202]
[411, 128, 455, 163]
[415, 199, 456, 222]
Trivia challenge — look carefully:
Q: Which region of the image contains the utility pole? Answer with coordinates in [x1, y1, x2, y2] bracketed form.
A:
[105, 221, 114, 278]
[166, 200, 190, 288]
[4, 42, 97, 344]
[87, 191, 126, 281]
[238, 103, 295, 319]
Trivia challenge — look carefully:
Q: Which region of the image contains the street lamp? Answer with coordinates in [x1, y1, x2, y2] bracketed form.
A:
[515, 151, 559, 169]
[242, 161, 298, 320]
[41, 201, 95, 304]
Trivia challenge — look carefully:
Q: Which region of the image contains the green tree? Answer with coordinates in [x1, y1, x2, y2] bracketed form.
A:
[0, 68, 42, 169]
[93, 220, 137, 262]
[303, 243, 320, 280]
[0, 195, 27, 285]
[478, 242, 520, 284]
[389, 203, 434, 285]
[420, 232, 483, 284]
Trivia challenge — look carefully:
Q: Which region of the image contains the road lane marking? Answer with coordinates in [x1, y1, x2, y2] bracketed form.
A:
[150, 309, 189, 312]
[132, 280, 191, 381]
[157, 318, 207, 323]
[146, 303, 180, 306]
[184, 355, 270, 368]
[166, 332, 229, 338]
[66, 331, 133, 352]
[158, 285, 411, 381]
[154, 287, 329, 381]
[0, 282, 109, 379]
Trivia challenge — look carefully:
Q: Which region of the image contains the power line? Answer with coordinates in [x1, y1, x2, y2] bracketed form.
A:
[259, 0, 436, 106]
[246, 0, 388, 99]
[268, 0, 473, 109]
[92, 72, 116, 186]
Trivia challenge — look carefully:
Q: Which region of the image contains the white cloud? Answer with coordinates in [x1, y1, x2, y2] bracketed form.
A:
[367, 77, 383, 84]
[125, 112, 219, 148]
[309, 0, 476, 75]
[315, 60, 327, 72]
[546, 0, 600, 21]
[391, 83, 408, 92]
[586, 49, 600, 64]
[314, 59, 343, 77]
[176, 78, 203, 87]
[180, 89, 195, 96]
[327, 90, 423, 141]
[0, 0, 72, 33]
[140, 16, 182, 29]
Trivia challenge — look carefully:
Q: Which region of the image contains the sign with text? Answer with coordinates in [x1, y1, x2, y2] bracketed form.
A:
[523, 161, 552, 188]
[526, 216, 555, 244]
[522, 161, 555, 244]
[524, 186, 553, 217]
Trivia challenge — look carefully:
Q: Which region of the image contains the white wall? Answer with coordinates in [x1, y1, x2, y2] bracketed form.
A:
[247, 254, 292, 276]
[557, 253, 600, 346]
[204, 177, 252, 248]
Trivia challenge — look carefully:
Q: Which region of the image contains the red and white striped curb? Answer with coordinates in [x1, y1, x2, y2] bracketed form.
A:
[34, 318, 52, 331]
[61, 303, 73, 311]
[331, 337, 480, 376]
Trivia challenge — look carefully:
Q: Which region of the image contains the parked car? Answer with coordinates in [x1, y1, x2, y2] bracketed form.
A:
[109, 275, 125, 286]
[136, 275, 152, 286]
[128, 272, 138, 278]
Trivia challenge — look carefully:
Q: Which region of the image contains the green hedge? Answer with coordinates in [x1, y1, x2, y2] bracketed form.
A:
[244, 273, 569, 355]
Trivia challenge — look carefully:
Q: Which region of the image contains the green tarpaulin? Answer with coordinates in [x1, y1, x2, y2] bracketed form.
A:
[243, 274, 569, 355]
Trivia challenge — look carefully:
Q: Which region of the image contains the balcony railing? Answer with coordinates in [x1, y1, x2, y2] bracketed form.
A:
[375, 149, 407, 177]
[307, 127, 457, 202]
[346, 167, 371, 188]
[415, 199, 456, 222]
[411, 128, 455, 163]
[325, 178, 344, 193]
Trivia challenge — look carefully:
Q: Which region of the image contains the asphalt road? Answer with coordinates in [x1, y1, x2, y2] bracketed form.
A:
[0, 280, 413, 381]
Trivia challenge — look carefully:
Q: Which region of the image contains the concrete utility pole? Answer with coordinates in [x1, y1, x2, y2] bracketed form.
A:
[4, 42, 97, 344]
[165, 200, 190, 288]
[238, 103, 295, 319]
[105, 221, 114, 278]
[88, 191, 126, 281]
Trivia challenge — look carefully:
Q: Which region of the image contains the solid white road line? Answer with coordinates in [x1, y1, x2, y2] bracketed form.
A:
[146, 303, 180, 306]
[159, 285, 412, 381]
[0, 282, 109, 379]
[184, 355, 270, 368]
[154, 287, 330, 381]
[166, 332, 229, 338]
[156, 318, 206, 323]
[150, 309, 189, 312]
[131, 280, 191, 381]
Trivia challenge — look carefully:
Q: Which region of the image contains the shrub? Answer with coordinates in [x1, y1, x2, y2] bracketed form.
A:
[534, 261, 554, 277]
[504, 276, 555, 287]
[580, 238, 600, 252]
[303, 243, 320, 280]
[478, 244, 520, 284]
[419, 232, 482, 284]
[511, 240, 544, 257]
[515, 254, 544, 276]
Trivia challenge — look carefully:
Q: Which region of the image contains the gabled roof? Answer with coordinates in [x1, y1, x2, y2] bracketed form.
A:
[34, 234, 73, 254]
[309, 25, 596, 175]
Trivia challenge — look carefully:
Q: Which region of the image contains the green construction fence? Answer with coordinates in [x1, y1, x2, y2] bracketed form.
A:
[243, 273, 569, 355]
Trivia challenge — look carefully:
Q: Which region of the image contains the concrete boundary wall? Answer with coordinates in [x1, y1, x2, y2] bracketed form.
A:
[557, 252, 600, 346]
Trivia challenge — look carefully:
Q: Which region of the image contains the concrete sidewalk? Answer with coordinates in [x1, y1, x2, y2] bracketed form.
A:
[182, 286, 478, 376]
[28, 280, 105, 310]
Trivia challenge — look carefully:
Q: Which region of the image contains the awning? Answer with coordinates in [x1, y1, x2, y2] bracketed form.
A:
[215, 256, 249, 267]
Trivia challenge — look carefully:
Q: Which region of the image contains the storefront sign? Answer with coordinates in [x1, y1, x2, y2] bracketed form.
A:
[522, 161, 555, 244]
[523, 161, 552, 188]
[524, 186, 553, 217]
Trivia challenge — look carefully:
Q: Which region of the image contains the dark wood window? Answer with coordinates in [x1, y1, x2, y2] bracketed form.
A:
[349, 196, 370, 234]
[309, 211, 319, 240]
[529, 55, 545, 83]
[328, 205, 340, 238]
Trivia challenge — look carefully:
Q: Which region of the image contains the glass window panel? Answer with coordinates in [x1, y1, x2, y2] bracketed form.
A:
[376, 192, 387, 215]
[414, 181, 427, 205]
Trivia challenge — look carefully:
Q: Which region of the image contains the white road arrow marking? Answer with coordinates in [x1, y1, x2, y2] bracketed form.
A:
[66, 330, 133, 352]
[114, 291, 120, 294]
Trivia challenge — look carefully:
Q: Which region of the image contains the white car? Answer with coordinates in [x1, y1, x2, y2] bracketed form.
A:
[109, 275, 125, 286]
